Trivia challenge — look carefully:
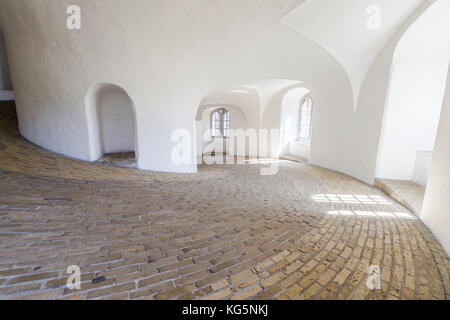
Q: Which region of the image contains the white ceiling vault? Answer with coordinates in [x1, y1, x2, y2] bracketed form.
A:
[280, 0, 425, 109]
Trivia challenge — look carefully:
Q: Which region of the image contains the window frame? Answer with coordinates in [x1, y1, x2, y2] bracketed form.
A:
[210, 108, 230, 138]
[297, 94, 313, 143]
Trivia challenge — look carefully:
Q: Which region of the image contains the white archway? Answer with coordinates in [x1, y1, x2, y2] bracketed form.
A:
[85, 83, 138, 163]
[376, 0, 450, 185]
[0, 27, 13, 101]
[195, 103, 248, 161]
[280, 86, 312, 160]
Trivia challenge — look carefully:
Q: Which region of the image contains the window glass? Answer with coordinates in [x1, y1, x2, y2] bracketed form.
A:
[223, 112, 230, 137]
[212, 111, 221, 137]
[211, 109, 230, 138]
[298, 96, 313, 141]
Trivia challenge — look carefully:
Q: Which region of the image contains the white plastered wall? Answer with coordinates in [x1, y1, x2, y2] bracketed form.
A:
[0, 0, 444, 187]
[0, 0, 355, 175]
[342, 0, 437, 184]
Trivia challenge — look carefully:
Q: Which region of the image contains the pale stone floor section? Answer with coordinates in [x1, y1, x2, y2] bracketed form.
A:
[0, 104, 449, 300]
[375, 179, 425, 217]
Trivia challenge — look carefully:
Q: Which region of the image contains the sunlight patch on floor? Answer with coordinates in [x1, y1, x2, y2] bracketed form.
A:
[326, 210, 416, 219]
[312, 194, 391, 205]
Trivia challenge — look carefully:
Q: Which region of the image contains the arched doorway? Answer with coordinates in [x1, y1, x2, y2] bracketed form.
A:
[210, 107, 230, 155]
[85, 83, 138, 167]
[195, 104, 248, 166]
[279, 86, 312, 161]
[375, 0, 450, 215]
[0, 27, 14, 102]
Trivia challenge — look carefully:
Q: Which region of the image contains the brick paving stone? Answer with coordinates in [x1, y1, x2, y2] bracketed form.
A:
[0, 105, 448, 300]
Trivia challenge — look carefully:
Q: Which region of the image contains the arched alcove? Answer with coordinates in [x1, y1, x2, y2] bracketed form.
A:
[85, 83, 138, 165]
[0, 27, 14, 101]
[376, 0, 450, 186]
[280, 87, 312, 160]
[257, 80, 313, 160]
[195, 104, 247, 163]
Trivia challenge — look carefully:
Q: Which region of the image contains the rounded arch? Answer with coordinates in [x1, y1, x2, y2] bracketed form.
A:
[279, 85, 313, 159]
[195, 103, 248, 161]
[0, 25, 13, 100]
[85, 83, 138, 162]
[255, 80, 312, 159]
[210, 107, 230, 138]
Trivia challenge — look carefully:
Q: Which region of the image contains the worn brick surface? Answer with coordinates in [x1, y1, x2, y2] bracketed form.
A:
[0, 105, 449, 300]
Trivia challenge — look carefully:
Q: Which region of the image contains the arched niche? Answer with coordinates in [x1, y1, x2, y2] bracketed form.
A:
[0, 27, 14, 101]
[195, 103, 247, 161]
[280, 86, 312, 160]
[257, 80, 313, 160]
[85, 83, 138, 163]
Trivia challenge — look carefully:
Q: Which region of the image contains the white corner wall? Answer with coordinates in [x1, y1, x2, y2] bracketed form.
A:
[347, 0, 438, 184]
[421, 63, 450, 257]
[289, 141, 310, 160]
[0, 0, 352, 174]
[1, 0, 443, 184]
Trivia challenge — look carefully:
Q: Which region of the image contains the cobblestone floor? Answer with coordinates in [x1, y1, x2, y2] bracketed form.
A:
[0, 105, 449, 300]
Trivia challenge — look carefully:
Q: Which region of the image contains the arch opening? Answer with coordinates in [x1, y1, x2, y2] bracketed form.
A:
[0, 27, 14, 103]
[376, 0, 450, 188]
[85, 83, 138, 168]
[279, 86, 313, 161]
[196, 80, 315, 168]
[196, 104, 247, 165]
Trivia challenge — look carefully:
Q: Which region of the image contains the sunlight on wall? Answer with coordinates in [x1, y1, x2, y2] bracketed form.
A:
[312, 194, 391, 205]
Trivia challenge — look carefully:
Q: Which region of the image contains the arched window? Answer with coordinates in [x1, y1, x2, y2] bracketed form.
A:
[212, 111, 221, 137]
[211, 108, 230, 138]
[223, 111, 230, 137]
[298, 95, 313, 142]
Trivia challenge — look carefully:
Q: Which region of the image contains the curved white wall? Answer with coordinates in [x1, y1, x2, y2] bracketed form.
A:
[422, 63, 450, 256]
[0, 0, 445, 186]
[0, 0, 354, 174]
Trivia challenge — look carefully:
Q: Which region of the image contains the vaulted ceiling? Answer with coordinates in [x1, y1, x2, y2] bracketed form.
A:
[280, 0, 425, 105]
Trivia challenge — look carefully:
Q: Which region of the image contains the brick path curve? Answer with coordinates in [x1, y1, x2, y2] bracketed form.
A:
[0, 105, 449, 300]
